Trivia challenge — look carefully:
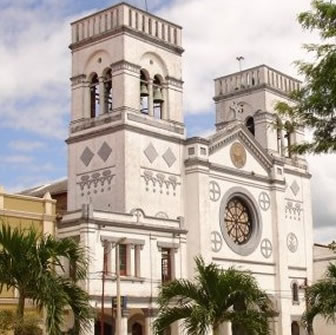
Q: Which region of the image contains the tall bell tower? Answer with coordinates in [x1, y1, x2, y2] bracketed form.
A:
[67, 3, 185, 218]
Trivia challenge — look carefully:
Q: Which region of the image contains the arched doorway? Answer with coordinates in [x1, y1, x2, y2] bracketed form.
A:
[291, 321, 300, 335]
[94, 321, 114, 335]
[132, 322, 143, 335]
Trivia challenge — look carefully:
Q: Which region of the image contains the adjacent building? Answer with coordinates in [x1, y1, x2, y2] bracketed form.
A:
[0, 186, 56, 313]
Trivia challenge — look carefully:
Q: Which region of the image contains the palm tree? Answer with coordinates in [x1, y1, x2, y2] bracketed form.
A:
[154, 257, 274, 335]
[0, 223, 93, 335]
[302, 262, 336, 335]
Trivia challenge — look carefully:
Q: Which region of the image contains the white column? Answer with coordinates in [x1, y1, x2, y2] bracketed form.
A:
[144, 310, 154, 335]
[99, 76, 105, 115]
[148, 80, 154, 116]
[128, 244, 135, 277]
[162, 85, 168, 120]
[120, 311, 129, 335]
[84, 81, 91, 118]
[135, 245, 141, 277]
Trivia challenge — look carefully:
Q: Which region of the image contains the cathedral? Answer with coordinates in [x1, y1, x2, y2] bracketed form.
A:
[57, 2, 313, 334]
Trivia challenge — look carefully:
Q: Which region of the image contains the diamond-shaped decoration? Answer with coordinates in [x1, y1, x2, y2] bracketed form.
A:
[290, 180, 300, 196]
[80, 147, 94, 167]
[163, 148, 176, 167]
[98, 142, 112, 162]
[144, 143, 158, 164]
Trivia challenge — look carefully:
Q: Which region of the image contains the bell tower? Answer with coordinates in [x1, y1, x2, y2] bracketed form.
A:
[213, 65, 304, 158]
[67, 3, 185, 217]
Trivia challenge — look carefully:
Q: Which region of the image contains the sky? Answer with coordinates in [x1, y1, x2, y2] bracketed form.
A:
[0, 0, 335, 243]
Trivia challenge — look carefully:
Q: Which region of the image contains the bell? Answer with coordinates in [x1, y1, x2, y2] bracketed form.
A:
[153, 88, 164, 103]
[140, 83, 149, 97]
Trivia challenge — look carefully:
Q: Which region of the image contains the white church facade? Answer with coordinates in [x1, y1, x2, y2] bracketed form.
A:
[57, 3, 314, 335]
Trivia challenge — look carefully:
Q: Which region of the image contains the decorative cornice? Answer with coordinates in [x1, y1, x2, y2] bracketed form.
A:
[70, 74, 87, 85]
[185, 137, 210, 146]
[111, 60, 141, 74]
[70, 26, 184, 56]
[165, 76, 184, 89]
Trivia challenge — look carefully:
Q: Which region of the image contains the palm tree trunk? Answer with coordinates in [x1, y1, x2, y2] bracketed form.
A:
[15, 292, 25, 335]
[213, 325, 221, 335]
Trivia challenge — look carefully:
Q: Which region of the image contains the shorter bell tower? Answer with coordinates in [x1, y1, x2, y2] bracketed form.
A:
[213, 65, 304, 158]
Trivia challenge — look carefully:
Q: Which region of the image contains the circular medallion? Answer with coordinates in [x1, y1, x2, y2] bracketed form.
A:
[230, 142, 247, 169]
[287, 233, 298, 253]
[209, 181, 221, 202]
[258, 192, 271, 211]
[211, 231, 223, 252]
[260, 238, 273, 258]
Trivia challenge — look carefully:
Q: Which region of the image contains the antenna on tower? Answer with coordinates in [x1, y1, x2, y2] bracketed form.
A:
[236, 56, 245, 72]
[144, 0, 148, 11]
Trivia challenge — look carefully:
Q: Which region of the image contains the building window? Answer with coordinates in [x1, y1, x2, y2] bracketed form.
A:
[291, 321, 300, 335]
[90, 73, 99, 118]
[245, 116, 255, 136]
[140, 70, 149, 114]
[119, 244, 127, 276]
[220, 187, 262, 256]
[153, 75, 164, 119]
[224, 197, 253, 245]
[103, 69, 112, 113]
[292, 282, 299, 304]
[161, 248, 172, 283]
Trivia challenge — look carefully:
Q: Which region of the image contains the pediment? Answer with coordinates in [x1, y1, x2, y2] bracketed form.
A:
[207, 122, 273, 174]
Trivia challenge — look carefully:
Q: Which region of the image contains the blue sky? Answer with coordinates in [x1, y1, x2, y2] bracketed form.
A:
[0, 0, 335, 242]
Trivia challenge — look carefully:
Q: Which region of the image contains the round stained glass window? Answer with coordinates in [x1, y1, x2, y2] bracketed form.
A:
[219, 187, 262, 256]
[225, 197, 252, 245]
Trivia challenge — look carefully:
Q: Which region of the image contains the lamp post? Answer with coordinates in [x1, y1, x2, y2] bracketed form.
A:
[115, 238, 126, 335]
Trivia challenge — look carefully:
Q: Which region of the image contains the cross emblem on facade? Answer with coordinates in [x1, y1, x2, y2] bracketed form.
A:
[258, 192, 270, 211]
[211, 231, 223, 252]
[209, 181, 221, 202]
[260, 239, 272, 258]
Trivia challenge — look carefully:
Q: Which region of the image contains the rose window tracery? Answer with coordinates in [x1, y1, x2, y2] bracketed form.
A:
[224, 197, 252, 245]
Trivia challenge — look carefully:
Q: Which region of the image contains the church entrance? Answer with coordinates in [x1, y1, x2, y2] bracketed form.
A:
[132, 322, 143, 335]
[291, 321, 300, 335]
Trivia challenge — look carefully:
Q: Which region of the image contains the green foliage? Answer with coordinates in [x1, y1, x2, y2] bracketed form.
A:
[302, 263, 336, 332]
[0, 310, 42, 335]
[275, 0, 336, 154]
[153, 257, 274, 335]
[0, 223, 94, 335]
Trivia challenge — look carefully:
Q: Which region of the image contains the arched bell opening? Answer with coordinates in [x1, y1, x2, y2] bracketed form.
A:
[153, 74, 164, 119]
[103, 69, 112, 113]
[140, 69, 149, 114]
[90, 73, 99, 118]
[245, 116, 255, 136]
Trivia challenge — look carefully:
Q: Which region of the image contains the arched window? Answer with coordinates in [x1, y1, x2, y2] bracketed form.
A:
[291, 321, 300, 335]
[245, 116, 255, 136]
[153, 75, 164, 119]
[140, 70, 149, 114]
[103, 69, 112, 113]
[292, 282, 299, 303]
[90, 73, 99, 118]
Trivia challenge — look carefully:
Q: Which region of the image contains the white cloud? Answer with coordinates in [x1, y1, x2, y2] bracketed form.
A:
[9, 140, 45, 152]
[160, 0, 314, 114]
[2, 155, 33, 164]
